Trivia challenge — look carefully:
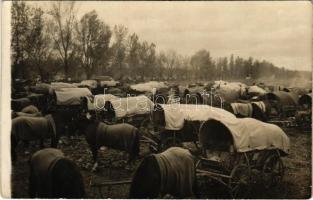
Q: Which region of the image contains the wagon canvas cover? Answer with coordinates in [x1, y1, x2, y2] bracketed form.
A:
[34, 83, 54, 94]
[251, 101, 266, 113]
[200, 117, 290, 154]
[55, 88, 92, 105]
[51, 82, 78, 89]
[231, 102, 253, 117]
[130, 81, 168, 93]
[109, 95, 154, 118]
[248, 85, 267, 95]
[86, 94, 119, 111]
[159, 104, 236, 130]
[80, 80, 97, 89]
[263, 91, 299, 107]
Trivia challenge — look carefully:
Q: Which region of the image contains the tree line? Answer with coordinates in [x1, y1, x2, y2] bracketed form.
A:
[11, 1, 302, 83]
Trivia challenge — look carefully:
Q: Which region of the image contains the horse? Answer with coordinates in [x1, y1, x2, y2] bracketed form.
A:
[29, 148, 85, 198]
[12, 105, 42, 118]
[21, 105, 40, 114]
[11, 111, 66, 162]
[12, 105, 39, 118]
[129, 147, 198, 198]
[76, 114, 140, 171]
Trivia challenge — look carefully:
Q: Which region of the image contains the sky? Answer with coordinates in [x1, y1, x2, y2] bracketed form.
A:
[22, 1, 313, 71]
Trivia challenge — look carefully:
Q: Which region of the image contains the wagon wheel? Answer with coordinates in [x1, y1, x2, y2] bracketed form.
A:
[228, 164, 251, 198]
[262, 154, 284, 188]
[161, 137, 182, 151]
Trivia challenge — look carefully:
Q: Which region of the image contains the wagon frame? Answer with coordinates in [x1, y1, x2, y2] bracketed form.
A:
[146, 104, 235, 152]
[196, 149, 285, 198]
[195, 118, 289, 198]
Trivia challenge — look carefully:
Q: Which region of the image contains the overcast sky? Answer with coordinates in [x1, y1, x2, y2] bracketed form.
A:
[27, 1, 312, 71]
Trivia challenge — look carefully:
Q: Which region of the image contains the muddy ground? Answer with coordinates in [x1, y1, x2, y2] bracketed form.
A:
[11, 127, 311, 198]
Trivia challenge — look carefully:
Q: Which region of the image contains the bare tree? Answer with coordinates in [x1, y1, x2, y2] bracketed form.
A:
[26, 7, 52, 80]
[126, 33, 141, 79]
[76, 10, 111, 79]
[138, 41, 156, 80]
[11, 1, 30, 79]
[190, 49, 213, 81]
[160, 50, 179, 80]
[48, 2, 76, 79]
[111, 24, 128, 79]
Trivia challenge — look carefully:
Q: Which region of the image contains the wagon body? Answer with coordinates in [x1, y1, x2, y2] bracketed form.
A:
[247, 85, 267, 97]
[260, 91, 299, 119]
[44, 87, 94, 136]
[211, 81, 248, 103]
[98, 95, 155, 129]
[197, 117, 290, 198]
[150, 104, 236, 151]
[50, 88, 92, 117]
[295, 93, 312, 130]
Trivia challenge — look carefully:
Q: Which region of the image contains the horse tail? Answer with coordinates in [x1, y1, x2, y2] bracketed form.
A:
[129, 155, 160, 198]
[50, 158, 85, 198]
[47, 114, 58, 148]
[11, 130, 18, 162]
[28, 161, 36, 197]
[132, 128, 140, 158]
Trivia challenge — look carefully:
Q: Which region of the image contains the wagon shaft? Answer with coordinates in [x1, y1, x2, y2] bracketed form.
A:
[91, 179, 132, 187]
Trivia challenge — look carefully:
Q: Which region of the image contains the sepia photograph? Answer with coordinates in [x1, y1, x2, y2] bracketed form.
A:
[1, 1, 312, 198]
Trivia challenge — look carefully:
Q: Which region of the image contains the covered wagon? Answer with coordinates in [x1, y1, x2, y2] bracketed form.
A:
[212, 81, 248, 103]
[295, 93, 312, 130]
[149, 104, 236, 152]
[49, 87, 93, 136]
[226, 101, 267, 121]
[81, 94, 119, 120]
[129, 81, 170, 103]
[197, 117, 290, 198]
[247, 85, 267, 98]
[53, 87, 92, 107]
[104, 95, 155, 129]
[260, 91, 298, 119]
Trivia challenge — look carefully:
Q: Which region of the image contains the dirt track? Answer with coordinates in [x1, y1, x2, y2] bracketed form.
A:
[11, 127, 311, 198]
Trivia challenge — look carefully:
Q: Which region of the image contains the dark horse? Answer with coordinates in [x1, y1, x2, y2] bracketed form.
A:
[29, 148, 85, 198]
[11, 111, 66, 162]
[76, 114, 140, 171]
[129, 147, 198, 198]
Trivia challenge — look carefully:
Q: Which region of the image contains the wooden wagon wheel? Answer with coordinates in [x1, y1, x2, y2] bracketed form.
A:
[228, 164, 251, 198]
[262, 154, 284, 188]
